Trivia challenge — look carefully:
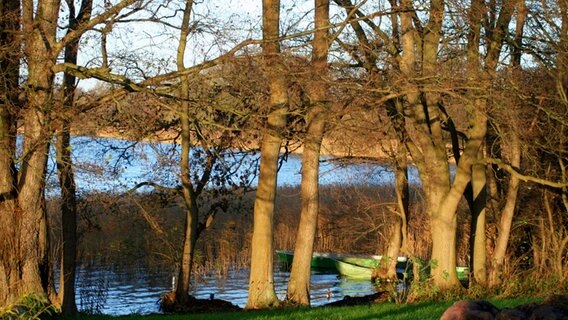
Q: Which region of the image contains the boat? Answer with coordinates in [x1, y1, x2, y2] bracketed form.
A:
[456, 266, 469, 281]
[277, 250, 469, 282]
[275, 250, 389, 273]
[276, 250, 339, 273]
[276, 250, 409, 277]
[333, 258, 374, 279]
[334, 256, 410, 280]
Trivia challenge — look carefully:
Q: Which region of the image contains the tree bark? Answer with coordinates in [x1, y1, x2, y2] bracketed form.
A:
[397, 0, 462, 288]
[376, 101, 409, 281]
[55, 0, 92, 314]
[286, 0, 329, 306]
[0, 0, 21, 304]
[471, 148, 487, 285]
[0, 0, 60, 304]
[386, 145, 409, 279]
[246, 0, 288, 309]
[174, 0, 197, 306]
[489, 134, 521, 286]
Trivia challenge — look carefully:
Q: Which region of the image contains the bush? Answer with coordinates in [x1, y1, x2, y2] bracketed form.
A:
[0, 294, 59, 320]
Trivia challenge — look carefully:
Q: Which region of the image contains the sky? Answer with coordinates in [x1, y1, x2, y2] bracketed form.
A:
[75, 0, 314, 90]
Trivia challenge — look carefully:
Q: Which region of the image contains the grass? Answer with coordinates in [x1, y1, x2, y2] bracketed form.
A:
[64, 298, 537, 320]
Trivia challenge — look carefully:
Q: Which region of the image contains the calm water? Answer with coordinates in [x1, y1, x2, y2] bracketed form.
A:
[44, 136, 421, 196]
[48, 136, 409, 315]
[75, 266, 378, 315]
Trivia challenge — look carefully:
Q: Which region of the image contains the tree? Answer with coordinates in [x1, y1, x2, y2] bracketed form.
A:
[331, 0, 410, 281]
[333, 0, 511, 288]
[485, 0, 568, 286]
[246, 0, 288, 309]
[172, 0, 197, 307]
[463, 0, 517, 286]
[0, 0, 63, 303]
[0, 0, 141, 305]
[55, 0, 93, 315]
[0, 0, 21, 305]
[286, 0, 330, 306]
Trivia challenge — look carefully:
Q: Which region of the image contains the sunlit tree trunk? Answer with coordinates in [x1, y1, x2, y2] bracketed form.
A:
[246, 0, 288, 309]
[0, 0, 60, 304]
[386, 145, 409, 279]
[286, 0, 329, 306]
[471, 148, 487, 285]
[0, 0, 21, 304]
[396, 0, 462, 288]
[375, 101, 409, 281]
[468, 0, 517, 288]
[174, 0, 198, 306]
[489, 134, 521, 286]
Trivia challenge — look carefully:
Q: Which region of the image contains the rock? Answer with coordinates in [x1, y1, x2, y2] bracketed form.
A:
[323, 291, 390, 307]
[442, 295, 568, 320]
[159, 291, 241, 313]
[504, 295, 568, 320]
[495, 308, 528, 320]
[440, 300, 500, 320]
[528, 304, 568, 320]
[542, 295, 568, 315]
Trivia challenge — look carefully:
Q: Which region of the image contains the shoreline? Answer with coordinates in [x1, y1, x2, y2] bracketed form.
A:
[79, 129, 400, 163]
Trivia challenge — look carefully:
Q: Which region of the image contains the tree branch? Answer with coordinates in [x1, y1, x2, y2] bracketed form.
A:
[125, 181, 180, 194]
[483, 158, 568, 189]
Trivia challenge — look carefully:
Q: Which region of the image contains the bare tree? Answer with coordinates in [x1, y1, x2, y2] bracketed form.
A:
[286, 0, 330, 306]
[54, 0, 93, 315]
[0, 0, 21, 305]
[171, 0, 204, 307]
[0, 0, 143, 305]
[246, 0, 288, 309]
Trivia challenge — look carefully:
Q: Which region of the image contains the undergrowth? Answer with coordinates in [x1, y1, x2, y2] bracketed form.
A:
[0, 294, 59, 320]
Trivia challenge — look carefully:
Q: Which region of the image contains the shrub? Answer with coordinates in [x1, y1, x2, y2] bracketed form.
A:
[0, 294, 59, 320]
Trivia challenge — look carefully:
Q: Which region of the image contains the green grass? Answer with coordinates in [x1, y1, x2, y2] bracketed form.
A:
[64, 298, 537, 320]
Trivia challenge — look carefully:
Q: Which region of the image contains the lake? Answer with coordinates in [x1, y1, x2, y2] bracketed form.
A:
[44, 136, 421, 196]
[74, 265, 379, 315]
[46, 136, 414, 315]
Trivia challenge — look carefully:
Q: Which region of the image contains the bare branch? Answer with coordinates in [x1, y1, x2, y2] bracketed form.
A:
[483, 158, 568, 189]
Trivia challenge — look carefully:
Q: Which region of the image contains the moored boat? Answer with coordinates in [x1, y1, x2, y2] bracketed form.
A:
[277, 250, 469, 282]
[333, 258, 374, 279]
[334, 256, 410, 279]
[456, 266, 469, 281]
[276, 250, 340, 273]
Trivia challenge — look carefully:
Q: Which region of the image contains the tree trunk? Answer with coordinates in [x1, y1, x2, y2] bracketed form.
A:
[247, 110, 286, 309]
[427, 174, 459, 288]
[55, 126, 78, 315]
[397, 0, 463, 289]
[471, 148, 487, 285]
[246, 0, 288, 309]
[174, 0, 197, 306]
[55, 0, 92, 314]
[0, 0, 61, 303]
[374, 127, 409, 282]
[286, 111, 325, 305]
[386, 146, 409, 279]
[0, 0, 20, 304]
[286, 0, 329, 306]
[489, 134, 521, 287]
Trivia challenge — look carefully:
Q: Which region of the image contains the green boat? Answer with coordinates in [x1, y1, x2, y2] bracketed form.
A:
[334, 256, 410, 279]
[277, 250, 469, 281]
[333, 259, 374, 279]
[276, 250, 339, 273]
[456, 266, 469, 281]
[336, 259, 468, 282]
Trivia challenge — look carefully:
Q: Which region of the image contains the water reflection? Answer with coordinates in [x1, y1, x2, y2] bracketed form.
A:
[75, 267, 377, 316]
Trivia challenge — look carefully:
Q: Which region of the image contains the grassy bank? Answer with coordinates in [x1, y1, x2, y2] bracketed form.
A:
[66, 298, 536, 320]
